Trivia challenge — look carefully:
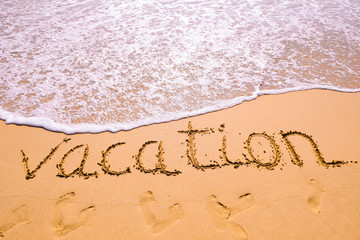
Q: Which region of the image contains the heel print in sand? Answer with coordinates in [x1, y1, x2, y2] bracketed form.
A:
[207, 193, 254, 240]
[140, 191, 184, 234]
[307, 179, 324, 214]
[52, 192, 96, 237]
[0, 205, 29, 237]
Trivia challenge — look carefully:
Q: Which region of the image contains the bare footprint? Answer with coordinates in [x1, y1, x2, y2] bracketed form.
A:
[207, 193, 254, 239]
[206, 195, 231, 230]
[307, 179, 324, 214]
[52, 192, 96, 237]
[140, 191, 184, 234]
[228, 221, 248, 240]
[232, 193, 255, 217]
[0, 205, 29, 237]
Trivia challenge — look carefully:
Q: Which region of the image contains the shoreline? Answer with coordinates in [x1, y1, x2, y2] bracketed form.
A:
[0, 89, 359, 239]
[1, 87, 359, 134]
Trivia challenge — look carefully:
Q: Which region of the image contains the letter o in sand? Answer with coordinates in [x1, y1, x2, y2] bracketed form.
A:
[246, 133, 281, 170]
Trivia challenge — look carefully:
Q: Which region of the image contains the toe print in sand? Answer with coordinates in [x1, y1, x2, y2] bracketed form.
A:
[140, 191, 184, 234]
[307, 179, 324, 214]
[207, 193, 254, 240]
[52, 192, 96, 237]
[0, 205, 29, 237]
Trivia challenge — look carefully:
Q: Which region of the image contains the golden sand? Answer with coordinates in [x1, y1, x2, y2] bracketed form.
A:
[0, 89, 359, 239]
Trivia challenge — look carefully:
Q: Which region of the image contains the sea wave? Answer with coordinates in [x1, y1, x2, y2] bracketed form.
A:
[0, 0, 359, 133]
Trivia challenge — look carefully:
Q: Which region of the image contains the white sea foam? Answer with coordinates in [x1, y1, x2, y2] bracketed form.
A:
[0, 0, 359, 133]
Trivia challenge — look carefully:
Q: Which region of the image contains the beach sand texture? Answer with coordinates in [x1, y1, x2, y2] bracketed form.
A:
[0, 89, 359, 239]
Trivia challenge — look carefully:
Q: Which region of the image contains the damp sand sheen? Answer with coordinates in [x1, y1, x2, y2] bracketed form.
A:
[1, 0, 360, 239]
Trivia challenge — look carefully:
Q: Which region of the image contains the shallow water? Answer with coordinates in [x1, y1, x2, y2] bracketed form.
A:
[0, 0, 359, 133]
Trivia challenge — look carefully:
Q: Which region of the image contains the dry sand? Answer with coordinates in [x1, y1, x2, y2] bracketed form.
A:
[0, 89, 359, 239]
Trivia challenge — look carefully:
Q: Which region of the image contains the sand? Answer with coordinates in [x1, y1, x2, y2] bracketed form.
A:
[0, 89, 359, 239]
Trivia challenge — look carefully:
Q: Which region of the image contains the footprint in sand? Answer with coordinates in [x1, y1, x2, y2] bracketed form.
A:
[0, 205, 29, 237]
[52, 192, 96, 237]
[207, 193, 254, 240]
[307, 179, 324, 214]
[139, 191, 184, 234]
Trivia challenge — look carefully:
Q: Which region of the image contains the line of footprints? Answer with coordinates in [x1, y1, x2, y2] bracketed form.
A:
[0, 179, 324, 239]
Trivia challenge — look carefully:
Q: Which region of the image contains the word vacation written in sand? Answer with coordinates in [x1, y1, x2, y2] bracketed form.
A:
[20, 122, 355, 180]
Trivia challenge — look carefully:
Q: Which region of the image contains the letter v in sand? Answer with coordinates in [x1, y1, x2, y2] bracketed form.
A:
[21, 138, 71, 179]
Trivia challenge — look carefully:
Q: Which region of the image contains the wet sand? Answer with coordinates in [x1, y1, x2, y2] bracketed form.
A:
[0, 89, 359, 239]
